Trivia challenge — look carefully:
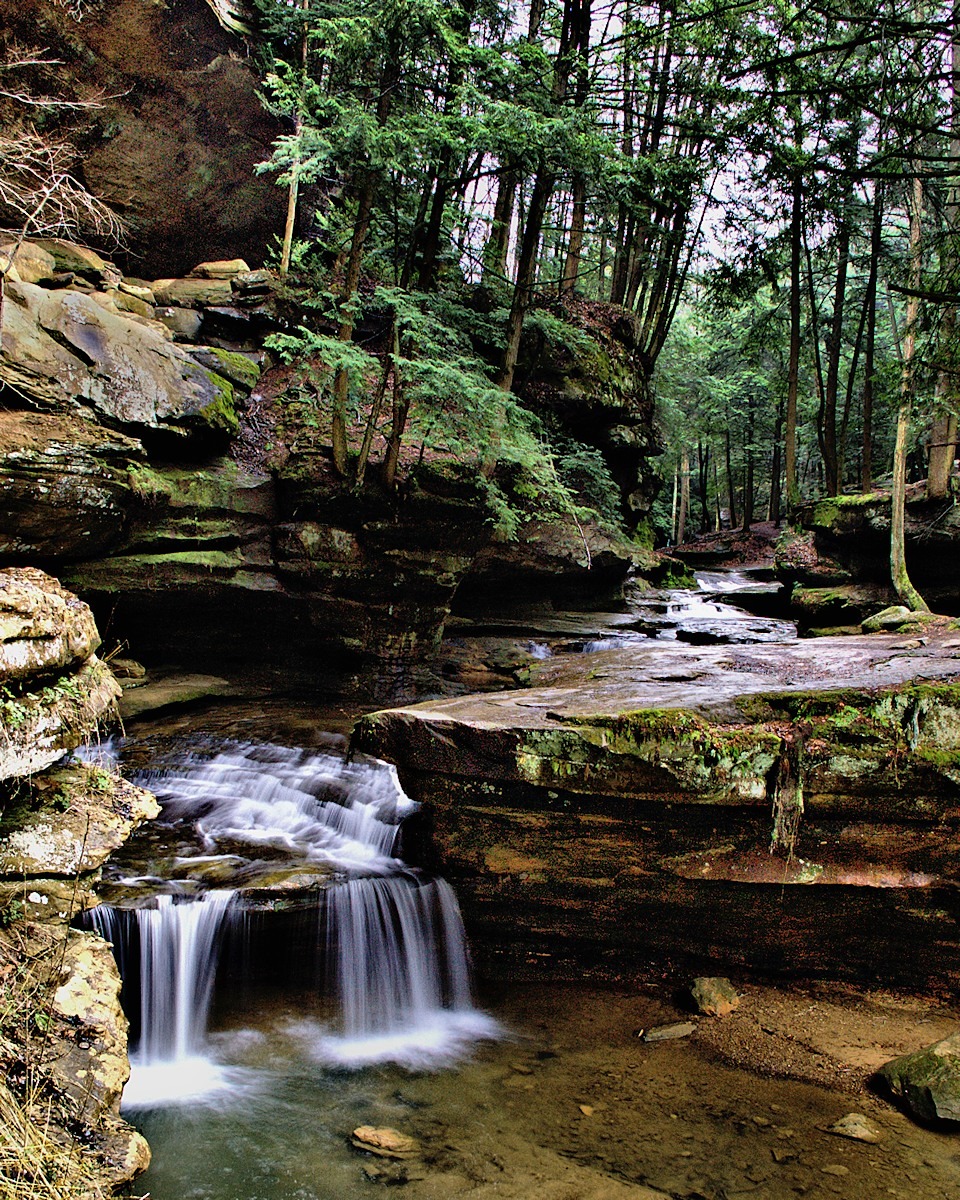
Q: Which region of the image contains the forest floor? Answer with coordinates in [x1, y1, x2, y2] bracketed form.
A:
[671, 522, 781, 568]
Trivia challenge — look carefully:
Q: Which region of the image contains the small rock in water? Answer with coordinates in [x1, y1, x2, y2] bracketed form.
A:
[351, 1126, 421, 1159]
[690, 976, 739, 1017]
[642, 1021, 697, 1042]
[827, 1113, 882, 1143]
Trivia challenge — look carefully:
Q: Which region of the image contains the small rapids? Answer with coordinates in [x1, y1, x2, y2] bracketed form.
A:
[85, 741, 499, 1109]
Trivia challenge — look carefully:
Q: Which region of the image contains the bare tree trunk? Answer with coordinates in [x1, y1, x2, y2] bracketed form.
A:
[279, 0, 310, 277]
[861, 184, 883, 492]
[676, 446, 690, 545]
[742, 394, 755, 530]
[697, 440, 710, 533]
[928, 18, 960, 500]
[725, 427, 738, 530]
[332, 179, 374, 476]
[482, 166, 517, 283]
[891, 177, 930, 612]
[769, 391, 784, 525]
[560, 174, 587, 297]
[928, 409, 958, 498]
[382, 322, 408, 490]
[785, 158, 802, 515]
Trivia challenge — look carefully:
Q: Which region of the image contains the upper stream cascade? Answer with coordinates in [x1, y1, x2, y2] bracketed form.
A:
[88, 743, 498, 1109]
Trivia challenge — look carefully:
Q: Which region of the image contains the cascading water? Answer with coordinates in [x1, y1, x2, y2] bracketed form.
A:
[90, 891, 237, 1107]
[88, 741, 498, 1109]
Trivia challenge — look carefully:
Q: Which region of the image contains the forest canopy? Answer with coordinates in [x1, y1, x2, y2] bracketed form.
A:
[246, 0, 960, 592]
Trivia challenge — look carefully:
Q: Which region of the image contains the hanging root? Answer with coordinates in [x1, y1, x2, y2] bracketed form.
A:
[770, 733, 804, 858]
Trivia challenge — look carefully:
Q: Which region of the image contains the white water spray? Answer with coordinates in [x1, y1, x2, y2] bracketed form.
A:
[90, 741, 498, 1103]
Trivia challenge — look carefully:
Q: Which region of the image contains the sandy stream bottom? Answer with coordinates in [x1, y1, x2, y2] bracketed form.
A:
[129, 976, 960, 1200]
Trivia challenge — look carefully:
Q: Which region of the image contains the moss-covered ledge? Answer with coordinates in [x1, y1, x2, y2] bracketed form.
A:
[353, 634, 960, 986]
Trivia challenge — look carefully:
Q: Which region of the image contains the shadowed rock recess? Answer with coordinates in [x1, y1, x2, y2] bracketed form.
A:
[0, 569, 158, 1195]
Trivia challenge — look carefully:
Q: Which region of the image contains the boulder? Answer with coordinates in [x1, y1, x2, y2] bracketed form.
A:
[0, 567, 101, 682]
[29, 238, 119, 285]
[188, 346, 261, 391]
[151, 277, 236, 308]
[1, 280, 239, 439]
[155, 306, 203, 341]
[0, 240, 57, 284]
[879, 1032, 960, 1122]
[189, 258, 250, 279]
[861, 606, 954, 635]
[690, 976, 739, 1017]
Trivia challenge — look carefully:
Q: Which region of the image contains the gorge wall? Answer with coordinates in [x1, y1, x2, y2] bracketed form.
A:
[0, 568, 157, 1195]
[0, 241, 664, 697]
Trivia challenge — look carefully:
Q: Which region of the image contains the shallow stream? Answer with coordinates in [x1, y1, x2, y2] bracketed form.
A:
[88, 580, 960, 1200]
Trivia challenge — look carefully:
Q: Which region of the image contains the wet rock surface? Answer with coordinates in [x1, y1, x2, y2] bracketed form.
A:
[356, 632, 960, 986]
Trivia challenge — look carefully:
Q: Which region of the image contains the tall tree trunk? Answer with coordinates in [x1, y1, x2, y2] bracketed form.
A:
[697, 439, 710, 533]
[742, 394, 755, 530]
[725, 427, 738, 530]
[496, 169, 553, 393]
[821, 201, 850, 496]
[676, 446, 690, 545]
[929, 16, 960, 500]
[561, 174, 587, 297]
[482, 166, 517, 283]
[381, 322, 408, 490]
[769, 391, 784, 525]
[861, 183, 883, 492]
[785, 157, 802, 514]
[279, 0, 310, 277]
[891, 177, 930, 612]
[331, 179, 374, 476]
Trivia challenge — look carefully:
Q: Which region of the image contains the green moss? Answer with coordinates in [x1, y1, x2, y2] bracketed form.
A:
[127, 464, 172, 505]
[203, 348, 261, 391]
[199, 371, 239, 435]
[810, 492, 885, 529]
[516, 708, 781, 800]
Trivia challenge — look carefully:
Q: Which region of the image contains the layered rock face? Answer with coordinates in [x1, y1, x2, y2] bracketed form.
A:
[0, 568, 158, 1194]
[779, 491, 960, 629]
[0, 241, 655, 695]
[355, 635, 960, 988]
[0, 0, 283, 276]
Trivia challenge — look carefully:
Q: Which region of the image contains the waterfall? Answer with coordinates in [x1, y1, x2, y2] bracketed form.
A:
[90, 891, 236, 1108]
[88, 741, 498, 1104]
[329, 874, 472, 1035]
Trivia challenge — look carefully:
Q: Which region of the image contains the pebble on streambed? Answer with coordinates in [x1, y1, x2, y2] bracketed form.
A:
[350, 1125, 421, 1159]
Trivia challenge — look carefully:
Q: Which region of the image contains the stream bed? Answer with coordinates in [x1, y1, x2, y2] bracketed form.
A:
[88, 577, 960, 1200]
[89, 700, 960, 1200]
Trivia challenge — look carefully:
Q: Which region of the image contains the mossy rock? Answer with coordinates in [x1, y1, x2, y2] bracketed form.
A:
[861, 606, 957, 635]
[190, 346, 261, 391]
[879, 1032, 960, 1122]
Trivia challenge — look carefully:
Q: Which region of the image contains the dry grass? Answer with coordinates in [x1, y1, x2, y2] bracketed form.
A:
[0, 922, 107, 1200]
